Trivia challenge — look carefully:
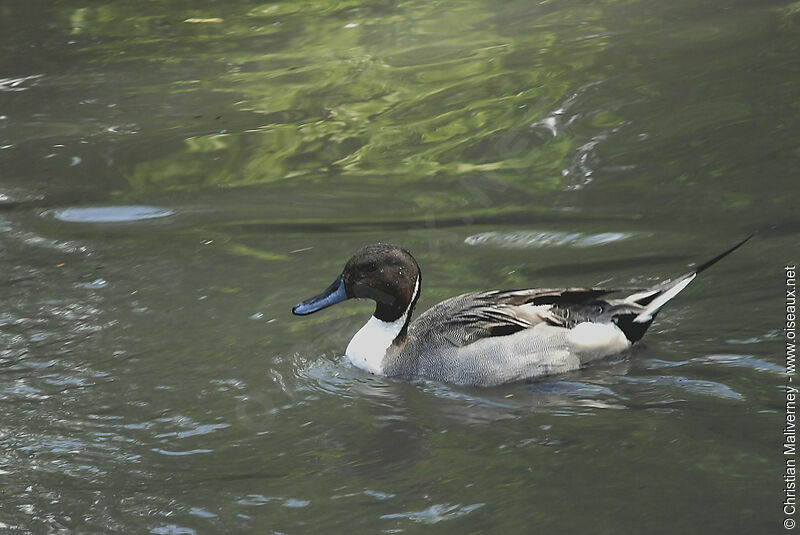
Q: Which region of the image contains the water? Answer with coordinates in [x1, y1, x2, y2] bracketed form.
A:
[0, 0, 795, 532]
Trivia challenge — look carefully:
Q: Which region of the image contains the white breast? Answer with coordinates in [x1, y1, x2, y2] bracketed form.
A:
[345, 315, 406, 374]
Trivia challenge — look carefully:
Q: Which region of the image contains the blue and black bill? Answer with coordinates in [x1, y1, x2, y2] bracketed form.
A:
[292, 276, 348, 315]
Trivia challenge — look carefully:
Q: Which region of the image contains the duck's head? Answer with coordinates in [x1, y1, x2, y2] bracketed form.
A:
[292, 243, 421, 323]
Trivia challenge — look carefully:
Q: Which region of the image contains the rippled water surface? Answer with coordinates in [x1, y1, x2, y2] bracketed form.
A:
[1, 0, 796, 532]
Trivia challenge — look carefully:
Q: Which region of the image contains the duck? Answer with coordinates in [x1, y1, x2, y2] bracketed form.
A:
[292, 235, 751, 386]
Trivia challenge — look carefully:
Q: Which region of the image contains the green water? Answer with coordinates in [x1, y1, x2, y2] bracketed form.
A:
[1, 0, 796, 532]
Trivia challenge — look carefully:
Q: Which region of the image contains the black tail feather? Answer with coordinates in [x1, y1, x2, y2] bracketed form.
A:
[686, 232, 754, 278]
[616, 234, 753, 343]
[643, 232, 755, 299]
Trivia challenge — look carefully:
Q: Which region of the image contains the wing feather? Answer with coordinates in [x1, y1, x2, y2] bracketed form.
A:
[424, 287, 644, 347]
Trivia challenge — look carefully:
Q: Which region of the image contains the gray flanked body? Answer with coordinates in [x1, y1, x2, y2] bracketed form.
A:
[384, 291, 629, 386]
[292, 237, 751, 387]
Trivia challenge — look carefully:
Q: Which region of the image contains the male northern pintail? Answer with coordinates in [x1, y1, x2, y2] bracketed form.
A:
[292, 236, 751, 386]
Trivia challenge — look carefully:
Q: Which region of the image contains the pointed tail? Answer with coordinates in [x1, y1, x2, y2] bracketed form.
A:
[614, 234, 753, 342]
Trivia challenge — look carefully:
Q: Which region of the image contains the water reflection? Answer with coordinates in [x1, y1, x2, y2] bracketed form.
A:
[0, 74, 43, 92]
[465, 230, 631, 248]
[380, 502, 485, 524]
[48, 206, 175, 223]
